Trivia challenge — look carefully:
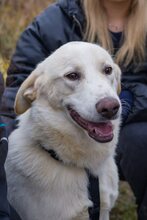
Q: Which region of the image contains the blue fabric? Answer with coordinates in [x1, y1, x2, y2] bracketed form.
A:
[119, 90, 133, 124]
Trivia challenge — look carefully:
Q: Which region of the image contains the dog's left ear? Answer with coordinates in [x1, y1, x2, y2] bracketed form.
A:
[14, 65, 43, 115]
[113, 64, 121, 94]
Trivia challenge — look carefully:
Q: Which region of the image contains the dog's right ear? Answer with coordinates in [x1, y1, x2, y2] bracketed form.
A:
[14, 66, 43, 115]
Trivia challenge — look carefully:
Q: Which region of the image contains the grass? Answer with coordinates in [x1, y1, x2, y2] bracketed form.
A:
[0, 1, 137, 219]
[0, 0, 54, 78]
[111, 182, 137, 220]
[0, 0, 53, 60]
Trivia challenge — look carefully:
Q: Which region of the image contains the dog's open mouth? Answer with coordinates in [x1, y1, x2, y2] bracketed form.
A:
[67, 107, 113, 143]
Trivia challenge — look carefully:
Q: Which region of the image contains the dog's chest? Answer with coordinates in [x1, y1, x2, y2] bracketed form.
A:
[9, 165, 93, 220]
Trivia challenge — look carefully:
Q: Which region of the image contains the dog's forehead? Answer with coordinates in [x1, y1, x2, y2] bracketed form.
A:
[56, 42, 112, 62]
[42, 42, 114, 77]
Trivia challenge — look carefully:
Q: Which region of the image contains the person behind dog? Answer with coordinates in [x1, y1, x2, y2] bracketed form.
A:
[1, 0, 147, 219]
[0, 72, 21, 220]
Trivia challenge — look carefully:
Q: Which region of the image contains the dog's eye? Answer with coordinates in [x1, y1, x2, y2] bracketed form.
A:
[104, 66, 112, 75]
[65, 72, 81, 81]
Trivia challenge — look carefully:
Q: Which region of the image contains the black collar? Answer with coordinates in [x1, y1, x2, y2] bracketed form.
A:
[47, 149, 62, 162]
[47, 149, 100, 220]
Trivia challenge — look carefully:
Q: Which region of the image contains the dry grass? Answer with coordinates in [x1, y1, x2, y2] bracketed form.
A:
[0, 0, 54, 78]
[0, 0, 53, 59]
[111, 182, 137, 220]
[0, 1, 137, 219]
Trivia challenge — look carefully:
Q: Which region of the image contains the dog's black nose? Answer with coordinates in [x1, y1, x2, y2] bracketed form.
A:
[96, 97, 120, 119]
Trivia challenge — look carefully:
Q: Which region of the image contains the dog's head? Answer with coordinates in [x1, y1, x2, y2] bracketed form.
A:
[15, 42, 121, 143]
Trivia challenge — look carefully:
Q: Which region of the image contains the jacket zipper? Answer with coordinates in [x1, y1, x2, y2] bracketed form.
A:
[72, 14, 83, 37]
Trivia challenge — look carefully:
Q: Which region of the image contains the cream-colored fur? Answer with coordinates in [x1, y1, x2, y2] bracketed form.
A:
[6, 42, 121, 220]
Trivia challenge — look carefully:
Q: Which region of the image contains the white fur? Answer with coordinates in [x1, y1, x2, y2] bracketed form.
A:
[6, 42, 121, 220]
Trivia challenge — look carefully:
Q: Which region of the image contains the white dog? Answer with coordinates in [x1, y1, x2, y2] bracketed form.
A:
[6, 42, 121, 220]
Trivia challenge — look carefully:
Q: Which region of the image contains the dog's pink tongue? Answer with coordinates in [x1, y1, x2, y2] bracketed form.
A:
[87, 122, 113, 143]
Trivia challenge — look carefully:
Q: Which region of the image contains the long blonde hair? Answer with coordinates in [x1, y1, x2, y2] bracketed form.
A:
[82, 0, 147, 66]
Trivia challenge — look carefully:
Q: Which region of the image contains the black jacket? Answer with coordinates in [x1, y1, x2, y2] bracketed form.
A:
[0, 124, 10, 220]
[0, 72, 21, 220]
[1, 0, 147, 134]
[0, 120, 21, 220]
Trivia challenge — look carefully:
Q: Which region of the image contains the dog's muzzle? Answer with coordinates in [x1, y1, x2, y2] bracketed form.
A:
[67, 97, 120, 143]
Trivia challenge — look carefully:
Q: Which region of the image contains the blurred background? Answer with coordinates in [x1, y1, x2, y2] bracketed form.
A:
[0, 0, 54, 78]
[0, 0, 137, 219]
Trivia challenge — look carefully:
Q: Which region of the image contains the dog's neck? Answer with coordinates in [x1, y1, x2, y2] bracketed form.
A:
[46, 149, 62, 162]
[20, 112, 115, 176]
[35, 130, 114, 177]
[21, 112, 115, 175]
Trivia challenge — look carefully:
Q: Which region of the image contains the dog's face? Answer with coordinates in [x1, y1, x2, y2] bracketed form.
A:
[15, 42, 121, 143]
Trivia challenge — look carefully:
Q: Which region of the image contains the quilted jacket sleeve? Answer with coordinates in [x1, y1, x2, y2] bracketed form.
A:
[121, 61, 147, 124]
